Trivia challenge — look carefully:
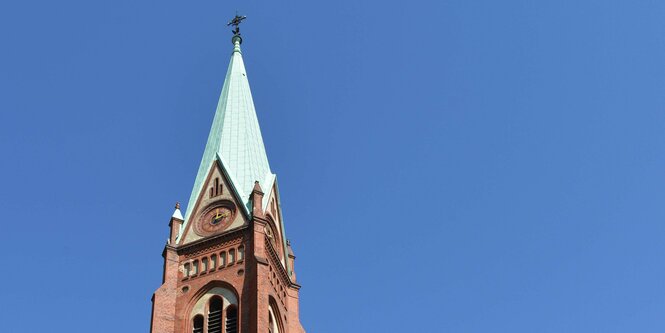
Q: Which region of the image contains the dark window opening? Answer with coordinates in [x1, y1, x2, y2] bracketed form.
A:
[208, 297, 223, 333]
[192, 315, 204, 333]
[226, 306, 238, 333]
[211, 177, 223, 197]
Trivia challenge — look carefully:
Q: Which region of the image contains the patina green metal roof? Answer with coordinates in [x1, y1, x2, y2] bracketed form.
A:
[183, 35, 274, 224]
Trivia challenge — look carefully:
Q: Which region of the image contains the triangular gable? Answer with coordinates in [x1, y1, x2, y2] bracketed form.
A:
[178, 156, 251, 245]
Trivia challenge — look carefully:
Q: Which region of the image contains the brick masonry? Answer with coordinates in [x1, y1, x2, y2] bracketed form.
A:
[150, 174, 305, 333]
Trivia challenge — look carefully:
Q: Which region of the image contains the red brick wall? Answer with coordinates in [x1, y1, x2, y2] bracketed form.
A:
[150, 216, 305, 333]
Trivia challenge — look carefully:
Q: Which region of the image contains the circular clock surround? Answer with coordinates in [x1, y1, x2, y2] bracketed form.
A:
[264, 218, 282, 254]
[194, 202, 236, 236]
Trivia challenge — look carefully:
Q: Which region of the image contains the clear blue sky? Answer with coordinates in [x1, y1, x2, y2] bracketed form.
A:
[1, 0, 665, 332]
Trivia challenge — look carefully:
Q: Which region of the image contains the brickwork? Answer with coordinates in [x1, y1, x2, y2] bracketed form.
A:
[150, 174, 305, 333]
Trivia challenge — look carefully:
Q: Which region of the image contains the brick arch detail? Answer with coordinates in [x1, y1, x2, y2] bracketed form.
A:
[269, 296, 285, 333]
[264, 215, 283, 261]
[183, 280, 241, 333]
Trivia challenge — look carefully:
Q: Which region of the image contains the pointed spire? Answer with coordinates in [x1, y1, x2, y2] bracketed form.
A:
[172, 202, 183, 220]
[251, 180, 265, 218]
[169, 202, 184, 245]
[183, 20, 274, 224]
[252, 180, 264, 194]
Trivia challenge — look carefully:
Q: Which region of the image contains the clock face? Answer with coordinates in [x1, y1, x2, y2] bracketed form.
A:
[194, 204, 235, 236]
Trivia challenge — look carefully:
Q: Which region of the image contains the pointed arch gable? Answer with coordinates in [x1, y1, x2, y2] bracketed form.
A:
[187, 280, 240, 311]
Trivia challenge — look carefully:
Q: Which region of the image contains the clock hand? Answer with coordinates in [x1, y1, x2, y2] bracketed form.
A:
[214, 211, 230, 219]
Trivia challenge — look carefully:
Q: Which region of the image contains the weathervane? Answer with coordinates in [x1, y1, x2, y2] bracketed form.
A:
[227, 14, 247, 36]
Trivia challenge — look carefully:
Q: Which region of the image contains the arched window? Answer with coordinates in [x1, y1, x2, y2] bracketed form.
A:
[229, 249, 235, 264]
[210, 254, 217, 270]
[201, 258, 208, 273]
[220, 251, 227, 267]
[268, 301, 282, 333]
[189, 287, 238, 333]
[225, 305, 238, 333]
[210, 177, 223, 197]
[238, 245, 245, 262]
[192, 315, 204, 333]
[184, 263, 191, 278]
[192, 260, 199, 275]
[208, 297, 223, 333]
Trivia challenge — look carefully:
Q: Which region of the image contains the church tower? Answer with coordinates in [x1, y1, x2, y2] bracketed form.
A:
[150, 17, 306, 333]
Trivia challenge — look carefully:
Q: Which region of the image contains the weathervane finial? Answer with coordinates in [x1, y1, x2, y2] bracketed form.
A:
[227, 14, 247, 36]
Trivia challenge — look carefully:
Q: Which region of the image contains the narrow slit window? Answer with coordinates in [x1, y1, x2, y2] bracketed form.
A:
[210, 177, 221, 197]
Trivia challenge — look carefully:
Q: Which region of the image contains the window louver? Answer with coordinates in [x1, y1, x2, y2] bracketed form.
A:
[208, 297, 223, 333]
[225, 307, 238, 333]
[192, 315, 204, 333]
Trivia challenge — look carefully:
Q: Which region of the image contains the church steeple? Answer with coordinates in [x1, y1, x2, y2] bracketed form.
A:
[183, 27, 274, 226]
[150, 17, 306, 333]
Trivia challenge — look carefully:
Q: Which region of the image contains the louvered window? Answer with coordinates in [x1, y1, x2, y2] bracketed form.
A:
[226, 306, 238, 333]
[208, 297, 223, 333]
[192, 315, 204, 333]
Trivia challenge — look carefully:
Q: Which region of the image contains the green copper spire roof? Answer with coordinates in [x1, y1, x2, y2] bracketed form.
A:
[183, 35, 274, 224]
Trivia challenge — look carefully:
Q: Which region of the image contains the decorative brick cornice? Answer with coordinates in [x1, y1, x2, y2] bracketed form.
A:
[265, 236, 300, 290]
[178, 225, 247, 257]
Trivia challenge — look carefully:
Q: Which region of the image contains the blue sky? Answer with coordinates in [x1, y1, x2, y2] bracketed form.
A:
[1, 0, 665, 332]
